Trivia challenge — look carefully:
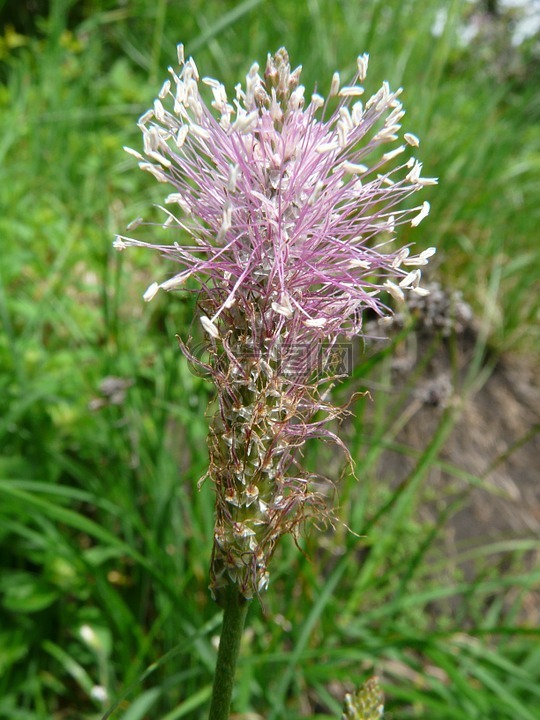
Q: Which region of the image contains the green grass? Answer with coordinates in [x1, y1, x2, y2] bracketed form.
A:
[1, 0, 539, 718]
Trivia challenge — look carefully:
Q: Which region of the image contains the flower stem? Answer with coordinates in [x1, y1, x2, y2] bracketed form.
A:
[208, 584, 251, 720]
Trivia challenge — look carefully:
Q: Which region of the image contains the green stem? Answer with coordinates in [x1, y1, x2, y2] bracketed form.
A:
[208, 584, 251, 720]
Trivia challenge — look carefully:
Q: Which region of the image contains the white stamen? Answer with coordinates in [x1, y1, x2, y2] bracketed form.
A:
[271, 294, 293, 318]
[165, 193, 191, 214]
[357, 53, 369, 82]
[384, 124, 402, 137]
[113, 237, 127, 250]
[142, 126, 158, 154]
[271, 303, 293, 319]
[216, 206, 232, 242]
[234, 82, 245, 101]
[160, 275, 186, 291]
[220, 109, 232, 130]
[366, 83, 385, 111]
[228, 164, 239, 193]
[330, 72, 340, 97]
[411, 286, 431, 296]
[403, 246, 436, 267]
[391, 247, 410, 268]
[419, 246, 437, 262]
[189, 124, 210, 140]
[404, 132, 420, 147]
[126, 217, 144, 231]
[351, 101, 364, 125]
[123, 146, 143, 160]
[406, 160, 422, 183]
[202, 76, 220, 89]
[382, 145, 406, 162]
[143, 282, 159, 302]
[373, 127, 399, 143]
[289, 86, 305, 110]
[304, 318, 327, 328]
[311, 93, 325, 110]
[399, 269, 421, 288]
[138, 109, 154, 126]
[315, 142, 340, 154]
[177, 43, 185, 65]
[232, 109, 259, 134]
[175, 125, 189, 148]
[210, 84, 228, 110]
[349, 258, 371, 269]
[342, 161, 368, 175]
[337, 122, 348, 147]
[187, 57, 199, 80]
[384, 280, 405, 302]
[212, 86, 228, 106]
[247, 60, 260, 79]
[147, 150, 171, 168]
[153, 99, 165, 122]
[339, 86, 364, 97]
[387, 106, 405, 124]
[200, 315, 220, 338]
[138, 162, 168, 183]
[339, 106, 353, 131]
[417, 176, 439, 186]
[158, 80, 171, 99]
[410, 201, 430, 227]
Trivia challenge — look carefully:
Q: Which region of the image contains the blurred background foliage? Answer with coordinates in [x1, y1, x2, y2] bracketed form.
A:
[0, 0, 539, 718]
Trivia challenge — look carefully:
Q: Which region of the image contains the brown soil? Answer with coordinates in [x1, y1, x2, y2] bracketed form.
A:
[367, 290, 540, 620]
[380, 332, 540, 537]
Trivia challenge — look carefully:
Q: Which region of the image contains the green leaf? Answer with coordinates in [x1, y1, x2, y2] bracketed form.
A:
[117, 688, 161, 720]
[42, 640, 96, 696]
[0, 571, 58, 613]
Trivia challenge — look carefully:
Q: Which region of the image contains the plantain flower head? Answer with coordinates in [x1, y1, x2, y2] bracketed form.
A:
[115, 47, 437, 599]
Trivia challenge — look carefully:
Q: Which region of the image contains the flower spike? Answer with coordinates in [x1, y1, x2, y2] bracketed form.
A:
[117, 47, 437, 599]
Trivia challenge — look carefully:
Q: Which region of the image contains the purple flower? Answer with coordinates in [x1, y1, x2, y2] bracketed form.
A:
[115, 47, 437, 599]
[116, 46, 436, 341]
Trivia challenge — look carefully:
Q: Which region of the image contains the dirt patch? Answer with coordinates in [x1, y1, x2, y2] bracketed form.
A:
[368, 284, 540, 576]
